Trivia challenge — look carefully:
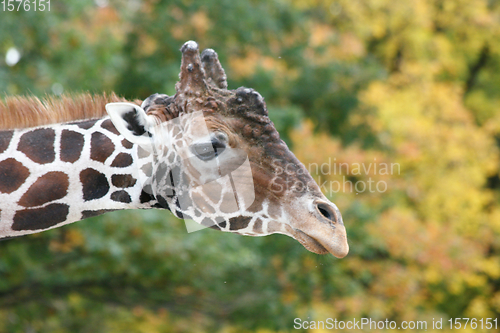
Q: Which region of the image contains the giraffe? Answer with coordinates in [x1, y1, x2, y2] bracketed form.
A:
[0, 41, 349, 258]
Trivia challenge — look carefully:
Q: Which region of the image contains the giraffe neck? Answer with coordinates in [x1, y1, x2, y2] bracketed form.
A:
[0, 117, 158, 238]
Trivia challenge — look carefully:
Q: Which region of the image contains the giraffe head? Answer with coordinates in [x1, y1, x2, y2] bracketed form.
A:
[106, 41, 348, 258]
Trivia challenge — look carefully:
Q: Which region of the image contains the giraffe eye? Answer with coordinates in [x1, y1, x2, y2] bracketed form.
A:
[191, 140, 226, 161]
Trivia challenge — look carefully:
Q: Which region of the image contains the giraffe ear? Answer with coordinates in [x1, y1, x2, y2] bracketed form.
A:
[105, 102, 155, 146]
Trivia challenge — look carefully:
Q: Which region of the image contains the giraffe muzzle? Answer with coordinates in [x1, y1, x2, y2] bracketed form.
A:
[287, 198, 349, 258]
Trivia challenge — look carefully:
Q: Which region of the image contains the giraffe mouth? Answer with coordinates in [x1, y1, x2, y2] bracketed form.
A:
[290, 225, 349, 258]
[293, 229, 330, 255]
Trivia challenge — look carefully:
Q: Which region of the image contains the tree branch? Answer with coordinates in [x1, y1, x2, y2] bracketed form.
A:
[464, 44, 489, 96]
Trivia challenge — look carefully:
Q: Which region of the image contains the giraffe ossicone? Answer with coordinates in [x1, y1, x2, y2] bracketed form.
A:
[0, 41, 349, 258]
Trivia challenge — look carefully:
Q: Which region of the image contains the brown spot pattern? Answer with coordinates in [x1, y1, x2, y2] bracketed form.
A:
[141, 163, 152, 177]
[18, 128, 56, 164]
[81, 209, 116, 219]
[0, 131, 13, 154]
[137, 146, 150, 159]
[60, 130, 84, 163]
[229, 216, 252, 230]
[90, 132, 115, 163]
[220, 192, 238, 213]
[75, 119, 98, 130]
[12, 203, 69, 231]
[111, 174, 137, 188]
[101, 119, 120, 135]
[111, 153, 133, 167]
[140, 189, 155, 203]
[80, 168, 110, 201]
[267, 221, 281, 233]
[0, 158, 29, 193]
[121, 139, 133, 149]
[253, 219, 263, 233]
[18, 172, 69, 207]
[111, 190, 131, 203]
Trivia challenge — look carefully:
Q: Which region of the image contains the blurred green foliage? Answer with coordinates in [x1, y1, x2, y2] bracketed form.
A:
[1, 0, 500, 332]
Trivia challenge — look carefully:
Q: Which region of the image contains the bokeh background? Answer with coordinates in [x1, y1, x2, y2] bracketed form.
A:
[1, 0, 500, 332]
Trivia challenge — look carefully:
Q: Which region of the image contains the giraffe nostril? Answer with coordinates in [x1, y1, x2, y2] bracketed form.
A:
[316, 202, 337, 223]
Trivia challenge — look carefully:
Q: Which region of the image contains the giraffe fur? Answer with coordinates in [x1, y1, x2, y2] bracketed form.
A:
[0, 41, 349, 258]
[0, 117, 150, 236]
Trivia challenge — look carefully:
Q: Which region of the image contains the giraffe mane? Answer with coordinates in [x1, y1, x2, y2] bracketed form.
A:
[0, 93, 140, 130]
